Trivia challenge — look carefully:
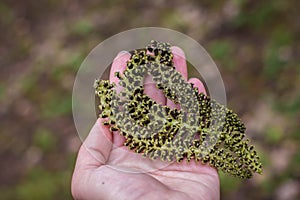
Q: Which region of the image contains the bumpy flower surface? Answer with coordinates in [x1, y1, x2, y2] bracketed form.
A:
[94, 40, 262, 179]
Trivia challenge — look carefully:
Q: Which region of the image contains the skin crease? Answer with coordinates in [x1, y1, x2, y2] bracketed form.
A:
[71, 47, 220, 200]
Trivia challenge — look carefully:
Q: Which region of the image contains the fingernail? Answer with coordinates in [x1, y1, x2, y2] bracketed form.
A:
[115, 51, 129, 59]
[171, 46, 185, 57]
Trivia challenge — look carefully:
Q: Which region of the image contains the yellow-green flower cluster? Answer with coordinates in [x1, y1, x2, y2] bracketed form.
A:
[94, 40, 262, 179]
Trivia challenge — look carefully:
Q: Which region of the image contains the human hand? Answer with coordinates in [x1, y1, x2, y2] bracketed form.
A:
[71, 47, 220, 200]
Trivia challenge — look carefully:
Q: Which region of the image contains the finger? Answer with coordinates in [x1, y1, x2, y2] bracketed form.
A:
[109, 51, 131, 147]
[167, 46, 188, 109]
[188, 78, 207, 95]
[171, 46, 188, 80]
[110, 51, 131, 91]
[144, 76, 166, 105]
[143, 42, 167, 105]
[74, 118, 112, 170]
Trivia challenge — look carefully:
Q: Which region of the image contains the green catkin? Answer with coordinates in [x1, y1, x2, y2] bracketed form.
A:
[94, 40, 262, 179]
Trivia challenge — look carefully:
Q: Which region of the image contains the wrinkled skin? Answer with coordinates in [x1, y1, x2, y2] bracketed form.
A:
[71, 47, 220, 200]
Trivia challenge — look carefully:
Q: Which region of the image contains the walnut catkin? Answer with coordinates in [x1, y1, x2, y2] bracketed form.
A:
[94, 40, 262, 179]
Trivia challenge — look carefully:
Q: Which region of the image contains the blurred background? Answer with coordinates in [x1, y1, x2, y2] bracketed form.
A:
[0, 0, 299, 199]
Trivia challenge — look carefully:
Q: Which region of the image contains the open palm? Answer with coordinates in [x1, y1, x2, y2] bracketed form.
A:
[71, 47, 220, 200]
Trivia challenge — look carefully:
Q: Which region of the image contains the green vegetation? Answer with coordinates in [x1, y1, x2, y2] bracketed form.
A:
[208, 40, 236, 71]
[70, 18, 94, 36]
[0, 83, 5, 101]
[33, 128, 57, 152]
[41, 93, 72, 118]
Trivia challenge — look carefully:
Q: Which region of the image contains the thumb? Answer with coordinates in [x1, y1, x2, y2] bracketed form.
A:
[75, 118, 113, 170]
[71, 118, 112, 199]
